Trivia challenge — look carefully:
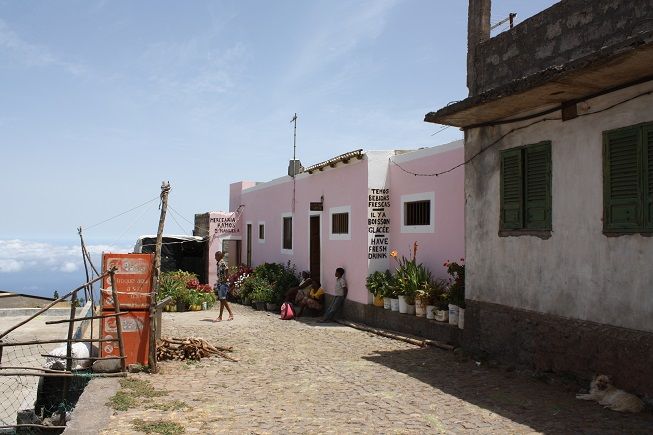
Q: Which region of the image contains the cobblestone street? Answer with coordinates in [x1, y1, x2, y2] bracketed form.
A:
[100, 304, 653, 434]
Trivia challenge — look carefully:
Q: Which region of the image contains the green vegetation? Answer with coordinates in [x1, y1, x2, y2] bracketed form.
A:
[132, 419, 185, 435]
[150, 400, 190, 411]
[106, 378, 169, 411]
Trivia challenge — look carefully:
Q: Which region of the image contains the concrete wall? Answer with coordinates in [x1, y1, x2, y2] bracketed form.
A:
[473, 0, 653, 95]
[0, 294, 63, 309]
[465, 82, 653, 333]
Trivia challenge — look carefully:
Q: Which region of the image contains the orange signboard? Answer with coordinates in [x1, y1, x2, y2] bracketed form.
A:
[100, 310, 150, 366]
[101, 253, 153, 310]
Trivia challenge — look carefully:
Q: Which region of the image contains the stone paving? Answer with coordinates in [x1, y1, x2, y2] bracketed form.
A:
[100, 304, 653, 434]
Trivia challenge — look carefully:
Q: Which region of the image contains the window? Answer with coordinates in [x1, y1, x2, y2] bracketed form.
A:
[401, 192, 434, 233]
[603, 123, 653, 233]
[332, 213, 348, 234]
[405, 200, 430, 226]
[500, 141, 551, 231]
[329, 206, 351, 240]
[282, 215, 293, 251]
[258, 222, 265, 243]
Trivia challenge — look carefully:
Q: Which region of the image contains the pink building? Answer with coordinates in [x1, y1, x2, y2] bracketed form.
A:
[224, 140, 464, 312]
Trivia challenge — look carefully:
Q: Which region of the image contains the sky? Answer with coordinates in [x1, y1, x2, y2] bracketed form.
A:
[0, 0, 558, 296]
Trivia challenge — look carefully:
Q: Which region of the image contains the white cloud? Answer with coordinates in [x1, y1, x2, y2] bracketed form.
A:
[0, 18, 86, 76]
[0, 239, 131, 274]
[284, 0, 401, 85]
[59, 262, 79, 273]
[0, 259, 23, 273]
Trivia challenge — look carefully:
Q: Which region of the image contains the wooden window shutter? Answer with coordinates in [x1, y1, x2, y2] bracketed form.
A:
[644, 125, 653, 230]
[603, 127, 642, 231]
[500, 148, 523, 229]
[525, 142, 551, 229]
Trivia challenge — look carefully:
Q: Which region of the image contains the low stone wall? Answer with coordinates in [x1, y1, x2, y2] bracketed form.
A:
[464, 299, 653, 397]
[335, 297, 462, 346]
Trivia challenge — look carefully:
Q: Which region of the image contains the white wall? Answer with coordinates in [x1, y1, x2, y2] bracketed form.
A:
[465, 83, 653, 333]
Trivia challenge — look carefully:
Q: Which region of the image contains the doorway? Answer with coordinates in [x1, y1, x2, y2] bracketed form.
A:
[309, 215, 321, 283]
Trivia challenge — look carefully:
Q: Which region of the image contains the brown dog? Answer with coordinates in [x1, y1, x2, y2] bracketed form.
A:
[576, 374, 645, 413]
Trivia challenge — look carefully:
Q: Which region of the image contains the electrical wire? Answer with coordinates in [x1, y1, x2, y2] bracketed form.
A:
[396, 85, 653, 177]
[393, 117, 560, 177]
[82, 196, 159, 231]
[430, 125, 450, 136]
[168, 208, 190, 235]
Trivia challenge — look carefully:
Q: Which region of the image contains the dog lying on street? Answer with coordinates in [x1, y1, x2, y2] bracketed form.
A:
[576, 374, 645, 413]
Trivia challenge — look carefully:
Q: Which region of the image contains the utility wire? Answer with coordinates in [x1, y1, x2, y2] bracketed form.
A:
[83, 196, 159, 231]
[393, 117, 560, 177]
[394, 86, 653, 177]
[168, 208, 190, 235]
[430, 125, 450, 136]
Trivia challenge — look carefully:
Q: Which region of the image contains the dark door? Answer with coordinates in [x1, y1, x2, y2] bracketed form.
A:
[246, 224, 252, 267]
[309, 216, 320, 282]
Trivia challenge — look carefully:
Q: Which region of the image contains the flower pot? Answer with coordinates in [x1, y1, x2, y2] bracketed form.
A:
[398, 295, 409, 313]
[405, 303, 416, 315]
[383, 297, 392, 310]
[373, 295, 384, 307]
[415, 299, 427, 317]
[448, 304, 459, 325]
[458, 308, 465, 329]
[435, 309, 448, 322]
[190, 304, 202, 311]
[254, 301, 266, 311]
[390, 298, 399, 311]
[176, 301, 187, 312]
[201, 302, 208, 310]
[425, 305, 436, 320]
[266, 303, 279, 312]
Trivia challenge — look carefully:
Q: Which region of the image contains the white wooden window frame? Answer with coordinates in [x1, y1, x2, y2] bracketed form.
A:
[400, 192, 435, 233]
[329, 205, 352, 240]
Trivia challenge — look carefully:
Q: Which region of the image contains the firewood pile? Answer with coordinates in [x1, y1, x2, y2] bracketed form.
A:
[157, 337, 238, 362]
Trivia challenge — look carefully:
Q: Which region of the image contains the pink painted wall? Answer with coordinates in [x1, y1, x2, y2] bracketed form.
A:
[230, 142, 464, 305]
[238, 159, 370, 303]
[388, 141, 465, 281]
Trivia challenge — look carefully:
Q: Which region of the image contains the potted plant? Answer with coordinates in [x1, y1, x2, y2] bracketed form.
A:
[366, 270, 389, 307]
[434, 289, 450, 322]
[415, 286, 430, 317]
[391, 243, 429, 315]
[248, 275, 271, 310]
[387, 277, 400, 311]
[445, 259, 465, 326]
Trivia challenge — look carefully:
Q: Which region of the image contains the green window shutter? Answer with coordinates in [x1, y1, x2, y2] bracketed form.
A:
[525, 141, 552, 230]
[603, 127, 642, 231]
[644, 125, 653, 230]
[501, 148, 523, 229]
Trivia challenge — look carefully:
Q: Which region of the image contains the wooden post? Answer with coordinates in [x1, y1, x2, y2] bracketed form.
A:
[109, 269, 127, 372]
[149, 181, 170, 373]
[62, 289, 78, 402]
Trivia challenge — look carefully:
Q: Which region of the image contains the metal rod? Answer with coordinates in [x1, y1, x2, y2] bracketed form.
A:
[109, 269, 127, 372]
[0, 338, 118, 347]
[0, 366, 71, 373]
[154, 296, 173, 310]
[0, 273, 109, 339]
[0, 371, 127, 378]
[45, 312, 128, 325]
[40, 354, 126, 361]
[0, 424, 67, 430]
